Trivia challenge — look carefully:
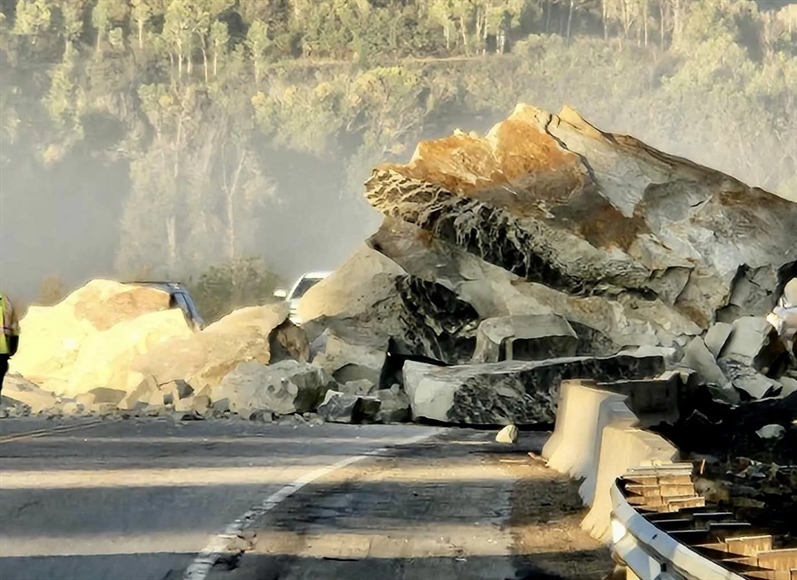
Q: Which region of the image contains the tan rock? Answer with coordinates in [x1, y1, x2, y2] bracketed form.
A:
[10, 280, 188, 397]
[299, 243, 480, 366]
[496, 425, 518, 444]
[69, 280, 171, 331]
[134, 303, 290, 391]
[0, 374, 59, 413]
[269, 320, 310, 363]
[63, 309, 192, 398]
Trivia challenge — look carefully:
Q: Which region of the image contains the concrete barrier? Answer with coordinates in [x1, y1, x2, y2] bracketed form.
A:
[581, 425, 679, 542]
[578, 398, 639, 506]
[542, 380, 630, 479]
[541, 379, 595, 463]
[596, 371, 681, 427]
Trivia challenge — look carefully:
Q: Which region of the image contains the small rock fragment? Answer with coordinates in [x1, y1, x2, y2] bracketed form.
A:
[163, 380, 194, 401]
[496, 424, 518, 444]
[61, 401, 85, 415]
[191, 395, 212, 412]
[721, 317, 788, 375]
[756, 424, 786, 440]
[117, 376, 158, 411]
[247, 409, 274, 423]
[682, 337, 728, 388]
[374, 385, 411, 423]
[316, 390, 380, 424]
[778, 376, 797, 398]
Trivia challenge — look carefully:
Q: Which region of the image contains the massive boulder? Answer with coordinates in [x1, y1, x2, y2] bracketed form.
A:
[133, 303, 294, 391]
[65, 309, 193, 397]
[403, 349, 667, 426]
[368, 217, 701, 354]
[10, 280, 190, 396]
[365, 105, 797, 330]
[299, 244, 480, 366]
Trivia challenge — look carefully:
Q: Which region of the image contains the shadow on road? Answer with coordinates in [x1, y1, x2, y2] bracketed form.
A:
[0, 420, 612, 580]
[206, 550, 610, 580]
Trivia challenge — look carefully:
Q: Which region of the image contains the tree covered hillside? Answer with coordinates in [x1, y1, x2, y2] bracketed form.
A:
[1, 0, 795, 303]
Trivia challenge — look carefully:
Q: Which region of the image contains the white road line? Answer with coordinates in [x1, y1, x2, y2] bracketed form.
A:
[182, 430, 439, 580]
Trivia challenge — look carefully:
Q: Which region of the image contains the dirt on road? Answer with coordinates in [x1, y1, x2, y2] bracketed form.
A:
[207, 429, 613, 580]
[507, 450, 615, 579]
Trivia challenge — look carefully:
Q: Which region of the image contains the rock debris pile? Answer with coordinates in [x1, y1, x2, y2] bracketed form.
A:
[2, 104, 796, 431]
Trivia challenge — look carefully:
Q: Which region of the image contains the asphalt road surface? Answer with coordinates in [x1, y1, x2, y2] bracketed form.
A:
[0, 417, 611, 580]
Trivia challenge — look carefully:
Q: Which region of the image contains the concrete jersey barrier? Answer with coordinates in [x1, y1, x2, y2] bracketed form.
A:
[542, 377, 681, 543]
[542, 380, 630, 479]
[578, 397, 639, 506]
[581, 425, 679, 542]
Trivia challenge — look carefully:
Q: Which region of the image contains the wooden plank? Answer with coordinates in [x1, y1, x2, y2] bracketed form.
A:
[725, 536, 773, 557]
[757, 549, 797, 571]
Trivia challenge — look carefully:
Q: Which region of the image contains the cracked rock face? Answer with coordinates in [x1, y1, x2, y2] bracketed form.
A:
[365, 104, 797, 329]
[403, 350, 666, 426]
[471, 314, 579, 363]
[298, 244, 480, 366]
[368, 217, 700, 353]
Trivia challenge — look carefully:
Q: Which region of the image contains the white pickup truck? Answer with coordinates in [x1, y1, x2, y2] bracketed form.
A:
[274, 271, 331, 324]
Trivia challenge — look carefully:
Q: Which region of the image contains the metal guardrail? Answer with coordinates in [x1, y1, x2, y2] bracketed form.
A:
[610, 464, 797, 580]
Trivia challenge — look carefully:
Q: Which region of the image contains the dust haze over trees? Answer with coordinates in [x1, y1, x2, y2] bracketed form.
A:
[1, 0, 796, 304]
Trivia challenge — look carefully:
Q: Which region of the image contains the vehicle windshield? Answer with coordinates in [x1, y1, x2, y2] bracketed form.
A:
[291, 277, 323, 300]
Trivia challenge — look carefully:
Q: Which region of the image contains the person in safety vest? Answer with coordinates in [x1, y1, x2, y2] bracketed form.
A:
[0, 290, 20, 396]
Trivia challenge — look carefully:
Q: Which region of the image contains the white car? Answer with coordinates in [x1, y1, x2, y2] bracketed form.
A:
[274, 271, 331, 324]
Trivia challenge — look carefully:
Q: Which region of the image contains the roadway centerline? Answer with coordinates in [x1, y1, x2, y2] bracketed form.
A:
[0, 420, 105, 444]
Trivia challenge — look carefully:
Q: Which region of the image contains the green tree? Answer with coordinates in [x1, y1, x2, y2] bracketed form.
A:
[163, 0, 194, 81]
[209, 20, 229, 78]
[91, 0, 111, 53]
[13, 0, 52, 43]
[130, 0, 152, 51]
[245, 19, 271, 83]
[60, 0, 86, 52]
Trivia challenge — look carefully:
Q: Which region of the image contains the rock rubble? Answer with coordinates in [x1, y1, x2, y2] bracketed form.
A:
[3, 104, 796, 430]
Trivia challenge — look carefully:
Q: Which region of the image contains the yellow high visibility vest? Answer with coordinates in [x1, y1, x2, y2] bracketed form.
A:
[0, 292, 19, 355]
[0, 293, 8, 355]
